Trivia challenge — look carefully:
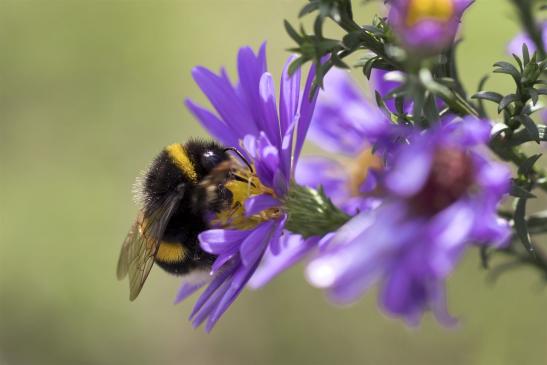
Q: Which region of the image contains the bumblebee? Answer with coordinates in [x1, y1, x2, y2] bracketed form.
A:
[117, 140, 246, 300]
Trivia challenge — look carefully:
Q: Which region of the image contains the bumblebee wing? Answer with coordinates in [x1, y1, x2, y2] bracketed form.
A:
[117, 192, 183, 301]
[116, 218, 139, 280]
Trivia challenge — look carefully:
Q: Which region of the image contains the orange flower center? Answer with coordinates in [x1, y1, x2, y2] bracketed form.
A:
[348, 148, 384, 197]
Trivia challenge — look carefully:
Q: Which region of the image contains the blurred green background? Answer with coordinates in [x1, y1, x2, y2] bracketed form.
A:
[1, 1, 546, 364]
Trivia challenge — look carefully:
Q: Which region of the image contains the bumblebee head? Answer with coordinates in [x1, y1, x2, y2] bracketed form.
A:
[183, 139, 231, 178]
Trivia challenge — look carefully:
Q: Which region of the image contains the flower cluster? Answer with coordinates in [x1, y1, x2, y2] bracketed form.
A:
[167, 0, 547, 331]
[177, 44, 318, 331]
[304, 72, 510, 323]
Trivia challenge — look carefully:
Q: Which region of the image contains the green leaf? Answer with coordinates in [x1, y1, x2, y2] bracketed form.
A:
[498, 93, 519, 112]
[471, 91, 503, 103]
[510, 181, 537, 198]
[528, 88, 539, 104]
[342, 31, 362, 50]
[287, 57, 307, 76]
[515, 197, 536, 255]
[493, 61, 521, 83]
[514, 115, 540, 142]
[284, 20, 302, 43]
[362, 56, 378, 79]
[479, 246, 490, 269]
[512, 53, 524, 72]
[522, 43, 530, 65]
[518, 153, 542, 176]
[507, 125, 547, 146]
[299, 2, 319, 17]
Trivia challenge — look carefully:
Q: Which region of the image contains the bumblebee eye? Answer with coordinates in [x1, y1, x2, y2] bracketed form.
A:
[201, 150, 224, 172]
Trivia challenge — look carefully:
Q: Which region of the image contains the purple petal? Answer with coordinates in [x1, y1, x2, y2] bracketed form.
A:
[427, 201, 474, 275]
[254, 136, 279, 188]
[242, 134, 257, 157]
[295, 156, 350, 208]
[293, 61, 319, 167]
[191, 66, 258, 138]
[475, 157, 511, 196]
[189, 260, 239, 319]
[192, 279, 232, 329]
[199, 229, 249, 255]
[237, 44, 268, 124]
[244, 194, 280, 217]
[308, 69, 391, 155]
[259, 73, 282, 148]
[280, 120, 296, 182]
[249, 234, 316, 288]
[239, 221, 275, 267]
[429, 283, 458, 327]
[267, 215, 287, 255]
[211, 253, 235, 274]
[185, 99, 239, 148]
[279, 55, 301, 136]
[174, 281, 206, 304]
[385, 141, 433, 197]
[206, 260, 260, 331]
[447, 117, 492, 146]
[507, 23, 547, 56]
[380, 266, 425, 324]
[272, 168, 289, 197]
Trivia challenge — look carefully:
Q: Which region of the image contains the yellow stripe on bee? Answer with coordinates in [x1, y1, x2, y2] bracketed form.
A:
[156, 241, 188, 264]
[166, 144, 198, 183]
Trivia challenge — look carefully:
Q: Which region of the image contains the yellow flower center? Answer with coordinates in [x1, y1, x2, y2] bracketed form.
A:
[406, 0, 454, 27]
[348, 148, 383, 196]
[213, 167, 281, 230]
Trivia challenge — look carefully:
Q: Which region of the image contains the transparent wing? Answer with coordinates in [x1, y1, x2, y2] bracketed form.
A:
[116, 193, 183, 301]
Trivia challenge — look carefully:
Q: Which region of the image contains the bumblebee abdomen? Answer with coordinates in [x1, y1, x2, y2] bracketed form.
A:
[154, 240, 215, 275]
[156, 241, 188, 264]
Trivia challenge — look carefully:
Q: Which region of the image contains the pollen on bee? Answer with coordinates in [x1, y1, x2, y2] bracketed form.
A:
[211, 167, 280, 230]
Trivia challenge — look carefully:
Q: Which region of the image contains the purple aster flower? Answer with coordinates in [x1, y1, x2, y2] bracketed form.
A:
[507, 22, 547, 56]
[297, 69, 389, 214]
[388, 0, 474, 55]
[177, 43, 318, 331]
[306, 117, 511, 325]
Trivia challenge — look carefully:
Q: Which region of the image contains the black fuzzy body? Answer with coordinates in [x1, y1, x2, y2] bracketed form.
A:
[141, 140, 230, 275]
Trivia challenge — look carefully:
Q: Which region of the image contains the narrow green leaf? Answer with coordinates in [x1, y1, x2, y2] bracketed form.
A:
[528, 88, 539, 104]
[522, 43, 530, 65]
[284, 20, 302, 43]
[515, 197, 536, 255]
[510, 181, 537, 198]
[471, 91, 503, 103]
[498, 93, 519, 112]
[514, 115, 540, 142]
[512, 53, 524, 72]
[518, 153, 542, 176]
[493, 61, 521, 83]
[298, 2, 319, 17]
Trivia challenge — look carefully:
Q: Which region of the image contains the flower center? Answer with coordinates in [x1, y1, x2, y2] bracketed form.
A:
[411, 147, 475, 215]
[348, 148, 384, 196]
[212, 167, 281, 230]
[406, 0, 454, 27]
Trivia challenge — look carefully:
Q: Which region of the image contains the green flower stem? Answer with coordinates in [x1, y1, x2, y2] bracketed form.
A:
[284, 183, 350, 238]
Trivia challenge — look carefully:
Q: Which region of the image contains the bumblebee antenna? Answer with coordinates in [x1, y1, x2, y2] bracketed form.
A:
[223, 147, 253, 173]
